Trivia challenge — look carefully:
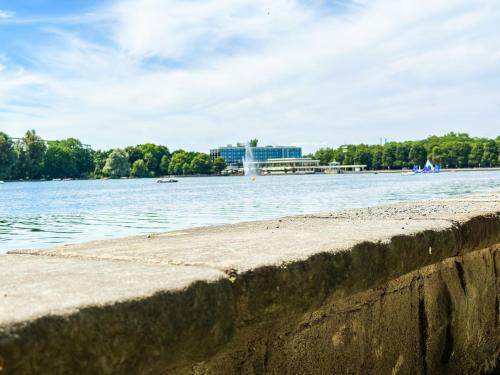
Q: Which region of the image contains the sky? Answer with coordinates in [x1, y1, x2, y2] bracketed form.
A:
[0, 0, 499, 152]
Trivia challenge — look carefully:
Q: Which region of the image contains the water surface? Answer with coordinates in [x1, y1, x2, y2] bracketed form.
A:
[1, 171, 499, 253]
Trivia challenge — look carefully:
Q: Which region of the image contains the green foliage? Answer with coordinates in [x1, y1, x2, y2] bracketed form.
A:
[190, 153, 212, 174]
[168, 151, 189, 175]
[102, 149, 130, 178]
[0, 132, 16, 180]
[167, 150, 214, 175]
[125, 143, 170, 177]
[312, 133, 500, 170]
[249, 139, 258, 147]
[0, 130, 497, 180]
[314, 147, 336, 165]
[482, 140, 498, 167]
[14, 130, 46, 179]
[382, 143, 397, 169]
[408, 143, 427, 167]
[159, 155, 169, 176]
[130, 159, 148, 178]
[43, 144, 76, 178]
[43, 138, 94, 179]
[213, 157, 227, 174]
[92, 150, 110, 178]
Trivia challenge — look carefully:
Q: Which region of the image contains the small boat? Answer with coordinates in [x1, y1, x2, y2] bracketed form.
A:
[0, 180, 4, 184]
[157, 178, 178, 183]
[52, 178, 62, 181]
[401, 170, 415, 176]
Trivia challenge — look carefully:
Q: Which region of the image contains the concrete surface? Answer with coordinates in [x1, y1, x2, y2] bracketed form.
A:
[0, 192, 499, 374]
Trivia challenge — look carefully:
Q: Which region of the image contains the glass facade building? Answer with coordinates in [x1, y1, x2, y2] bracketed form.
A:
[210, 145, 302, 166]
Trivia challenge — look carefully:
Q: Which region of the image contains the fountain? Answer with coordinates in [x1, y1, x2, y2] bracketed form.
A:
[243, 143, 258, 177]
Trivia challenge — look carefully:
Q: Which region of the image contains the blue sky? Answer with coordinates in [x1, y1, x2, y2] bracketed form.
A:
[0, 0, 499, 152]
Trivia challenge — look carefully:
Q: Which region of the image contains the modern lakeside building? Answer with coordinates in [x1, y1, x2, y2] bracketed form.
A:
[210, 144, 302, 165]
[244, 158, 367, 175]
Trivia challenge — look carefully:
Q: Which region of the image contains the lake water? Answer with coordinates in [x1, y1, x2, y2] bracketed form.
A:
[1, 171, 499, 253]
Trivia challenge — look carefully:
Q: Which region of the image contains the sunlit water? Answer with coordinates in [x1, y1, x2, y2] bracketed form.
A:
[1, 171, 499, 253]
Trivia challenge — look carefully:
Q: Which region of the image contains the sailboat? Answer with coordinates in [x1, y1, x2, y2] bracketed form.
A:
[412, 160, 441, 174]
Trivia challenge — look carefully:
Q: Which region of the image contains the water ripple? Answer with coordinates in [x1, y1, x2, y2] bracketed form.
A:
[0, 172, 499, 252]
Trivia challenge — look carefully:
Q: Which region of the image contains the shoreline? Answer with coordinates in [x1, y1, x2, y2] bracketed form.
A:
[1, 167, 500, 183]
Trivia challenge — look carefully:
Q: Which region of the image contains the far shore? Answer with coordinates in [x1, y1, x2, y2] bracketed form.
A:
[1, 166, 500, 183]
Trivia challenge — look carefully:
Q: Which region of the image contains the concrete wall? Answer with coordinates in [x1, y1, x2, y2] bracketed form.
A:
[0, 193, 499, 374]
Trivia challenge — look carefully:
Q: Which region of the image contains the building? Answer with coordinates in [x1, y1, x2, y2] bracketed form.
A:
[210, 144, 302, 165]
[244, 158, 320, 175]
[326, 162, 367, 173]
[241, 158, 367, 175]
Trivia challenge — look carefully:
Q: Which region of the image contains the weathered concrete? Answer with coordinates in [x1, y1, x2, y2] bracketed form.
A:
[0, 192, 499, 374]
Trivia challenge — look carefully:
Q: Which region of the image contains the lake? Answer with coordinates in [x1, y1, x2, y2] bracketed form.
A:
[1, 171, 499, 253]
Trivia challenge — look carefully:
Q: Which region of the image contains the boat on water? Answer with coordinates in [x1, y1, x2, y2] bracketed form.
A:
[52, 178, 62, 181]
[0, 180, 4, 184]
[412, 160, 441, 174]
[401, 170, 415, 176]
[157, 178, 178, 183]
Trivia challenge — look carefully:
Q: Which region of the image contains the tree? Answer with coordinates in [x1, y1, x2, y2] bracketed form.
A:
[382, 143, 397, 169]
[371, 147, 383, 170]
[182, 163, 191, 175]
[0, 132, 16, 180]
[249, 139, 258, 147]
[314, 148, 335, 165]
[143, 152, 158, 175]
[130, 159, 148, 177]
[125, 146, 144, 165]
[43, 143, 77, 179]
[354, 147, 372, 169]
[468, 143, 484, 167]
[126, 143, 170, 176]
[159, 155, 169, 176]
[213, 157, 227, 174]
[429, 146, 445, 166]
[452, 142, 471, 168]
[43, 138, 94, 178]
[190, 153, 212, 174]
[168, 151, 189, 175]
[408, 143, 427, 167]
[102, 149, 130, 178]
[395, 143, 410, 167]
[93, 150, 110, 177]
[15, 130, 46, 179]
[482, 140, 498, 167]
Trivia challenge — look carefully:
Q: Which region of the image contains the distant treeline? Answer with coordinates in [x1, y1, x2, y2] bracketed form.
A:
[308, 133, 500, 170]
[0, 130, 227, 180]
[1, 131, 499, 180]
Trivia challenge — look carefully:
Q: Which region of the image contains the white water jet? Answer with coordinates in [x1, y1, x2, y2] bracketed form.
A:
[243, 143, 258, 176]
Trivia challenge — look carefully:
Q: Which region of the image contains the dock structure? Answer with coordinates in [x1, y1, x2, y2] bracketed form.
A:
[242, 158, 368, 175]
[326, 163, 367, 173]
[0, 192, 499, 374]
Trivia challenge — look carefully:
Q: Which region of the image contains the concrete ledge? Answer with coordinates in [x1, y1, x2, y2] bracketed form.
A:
[0, 192, 499, 374]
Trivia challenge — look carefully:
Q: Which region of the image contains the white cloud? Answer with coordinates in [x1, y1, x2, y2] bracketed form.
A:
[0, 9, 14, 19]
[0, 0, 499, 152]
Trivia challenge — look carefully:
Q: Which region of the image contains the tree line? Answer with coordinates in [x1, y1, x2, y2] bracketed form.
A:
[308, 133, 500, 170]
[1, 131, 498, 180]
[0, 130, 227, 180]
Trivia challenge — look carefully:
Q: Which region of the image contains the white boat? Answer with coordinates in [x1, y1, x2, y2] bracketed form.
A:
[157, 178, 178, 183]
[0, 180, 4, 184]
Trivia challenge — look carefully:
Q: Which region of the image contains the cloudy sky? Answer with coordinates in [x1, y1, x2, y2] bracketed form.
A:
[0, 0, 499, 152]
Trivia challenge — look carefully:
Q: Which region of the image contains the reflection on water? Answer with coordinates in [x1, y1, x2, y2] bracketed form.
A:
[1, 171, 499, 252]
